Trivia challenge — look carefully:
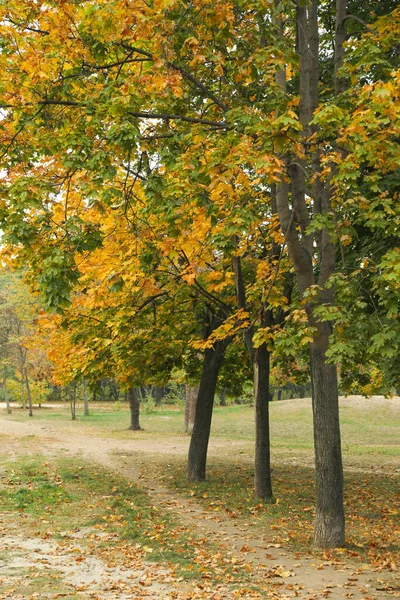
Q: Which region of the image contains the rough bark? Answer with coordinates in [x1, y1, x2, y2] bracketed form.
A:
[311, 336, 345, 547]
[187, 340, 228, 481]
[3, 368, 11, 414]
[185, 384, 199, 434]
[254, 344, 273, 500]
[128, 387, 142, 430]
[274, 0, 346, 548]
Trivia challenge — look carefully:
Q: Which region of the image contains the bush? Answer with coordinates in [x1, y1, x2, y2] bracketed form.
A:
[7, 378, 51, 405]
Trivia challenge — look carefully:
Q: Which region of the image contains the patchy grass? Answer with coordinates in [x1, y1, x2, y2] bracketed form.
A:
[0, 569, 76, 600]
[0, 456, 73, 514]
[163, 458, 400, 569]
[2, 397, 399, 574]
[0, 455, 250, 585]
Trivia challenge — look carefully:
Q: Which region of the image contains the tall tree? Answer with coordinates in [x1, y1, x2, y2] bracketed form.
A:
[272, 0, 347, 548]
[0, 0, 398, 547]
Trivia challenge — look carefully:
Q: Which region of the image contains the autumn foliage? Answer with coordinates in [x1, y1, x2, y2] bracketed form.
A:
[0, 0, 399, 549]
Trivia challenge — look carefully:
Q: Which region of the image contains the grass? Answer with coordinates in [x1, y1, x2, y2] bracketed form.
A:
[2, 396, 399, 572]
[0, 454, 250, 586]
[1, 457, 73, 513]
[8, 398, 400, 469]
[0, 570, 76, 600]
[163, 459, 399, 566]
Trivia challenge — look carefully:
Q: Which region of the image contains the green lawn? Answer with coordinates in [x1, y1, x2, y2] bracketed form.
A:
[8, 397, 400, 459]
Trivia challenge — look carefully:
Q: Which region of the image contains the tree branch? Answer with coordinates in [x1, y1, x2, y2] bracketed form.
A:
[343, 13, 374, 33]
[6, 18, 49, 36]
[128, 110, 228, 128]
[82, 58, 152, 70]
[120, 44, 230, 112]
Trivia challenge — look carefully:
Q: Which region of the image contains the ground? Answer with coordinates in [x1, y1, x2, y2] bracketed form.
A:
[0, 396, 398, 599]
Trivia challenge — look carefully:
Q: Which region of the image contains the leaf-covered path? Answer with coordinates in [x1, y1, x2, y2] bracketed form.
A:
[0, 411, 398, 599]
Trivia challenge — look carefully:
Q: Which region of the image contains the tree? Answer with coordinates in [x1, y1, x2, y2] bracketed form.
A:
[270, 0, 346, 548]
[0, 269, 51, 415]
[0, 290, 14, 414]
[271, 1, 400, 546]
[0, 0, 287, 500]
[83, 380, 90, 417]
[184, 384, 199, 433]
[0, 0, 398, 547]
[127, 387, 142, 431]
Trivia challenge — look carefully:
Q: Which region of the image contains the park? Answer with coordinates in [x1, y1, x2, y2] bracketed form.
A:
[0, 396, 399, 598]
[0, 0, 399, 598]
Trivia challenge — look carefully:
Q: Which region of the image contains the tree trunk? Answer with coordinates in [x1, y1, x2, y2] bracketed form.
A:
[70, 382, 76, 420]
[219, 388, 227, 406]
[334, 0, 348, 95]
[154, 387, 163, 406]
[274, 0, 345, 548]
[277, 389, 282, 401]
[254, 344, 273, 500]
[25, 368, 33, 417]
[232, 252, 274, 500]
[128, 387, 142, 430]
[3, 368, 11, 414]
[311, 341, 345, 547]
[21, 378, 26, 409]
[185, 384, 199, 433]
[187, 340, 228, 481]
[83, 380, 89, 416]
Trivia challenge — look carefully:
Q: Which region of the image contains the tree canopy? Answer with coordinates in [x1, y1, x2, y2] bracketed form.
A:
[0, 0, 399, 549]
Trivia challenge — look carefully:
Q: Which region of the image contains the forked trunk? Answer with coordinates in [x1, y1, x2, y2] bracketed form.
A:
[311, 341, 345, 547]
[274, 0, 346, 549]
[254, 344, 273, 500]
[187, 340, 227, 481]
[128, 387, 142, 430]
[184, 384, 199, 433]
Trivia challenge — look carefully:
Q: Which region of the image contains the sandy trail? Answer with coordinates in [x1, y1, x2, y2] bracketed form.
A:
[0, 412, 398, 599]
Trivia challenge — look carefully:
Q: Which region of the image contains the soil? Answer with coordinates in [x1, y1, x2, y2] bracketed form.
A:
[0, 397, 398, 599]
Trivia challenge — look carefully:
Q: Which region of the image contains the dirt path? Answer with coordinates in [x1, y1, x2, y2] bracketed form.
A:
[0, 414, 398, 599]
